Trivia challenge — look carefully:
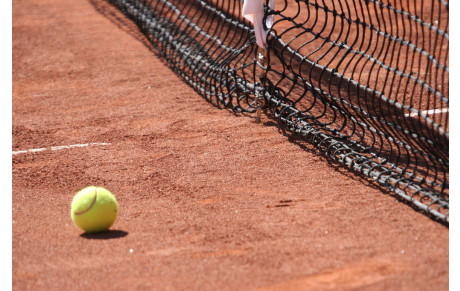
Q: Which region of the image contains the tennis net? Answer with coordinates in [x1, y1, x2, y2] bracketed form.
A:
[107, 0, 449, 224]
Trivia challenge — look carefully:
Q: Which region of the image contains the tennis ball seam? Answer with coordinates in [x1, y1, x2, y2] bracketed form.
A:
[73, 188, 98, 216]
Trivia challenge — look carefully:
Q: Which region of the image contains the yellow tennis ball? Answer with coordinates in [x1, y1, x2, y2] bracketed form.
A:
[70, 186, 118, 233]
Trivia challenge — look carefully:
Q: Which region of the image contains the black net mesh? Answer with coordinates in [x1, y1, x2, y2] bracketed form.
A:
[107, 0, 449, 224]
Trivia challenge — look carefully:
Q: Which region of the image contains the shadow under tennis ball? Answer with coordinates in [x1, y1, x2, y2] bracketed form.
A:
[80, 230, 128, 240]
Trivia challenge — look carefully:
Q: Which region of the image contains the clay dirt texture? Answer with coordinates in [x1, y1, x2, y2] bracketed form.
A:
[12, 0, 448, 290]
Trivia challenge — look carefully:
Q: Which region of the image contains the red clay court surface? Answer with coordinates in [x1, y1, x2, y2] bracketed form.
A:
[12, 0, 448, 290]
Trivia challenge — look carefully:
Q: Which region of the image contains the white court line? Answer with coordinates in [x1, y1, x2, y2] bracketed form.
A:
[404, 108, 449, 118]
[12, 143, 110, 155]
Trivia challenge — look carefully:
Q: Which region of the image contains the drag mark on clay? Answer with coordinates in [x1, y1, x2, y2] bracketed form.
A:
[258, 258, 406, 291]
[12, 143, 110, 155]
